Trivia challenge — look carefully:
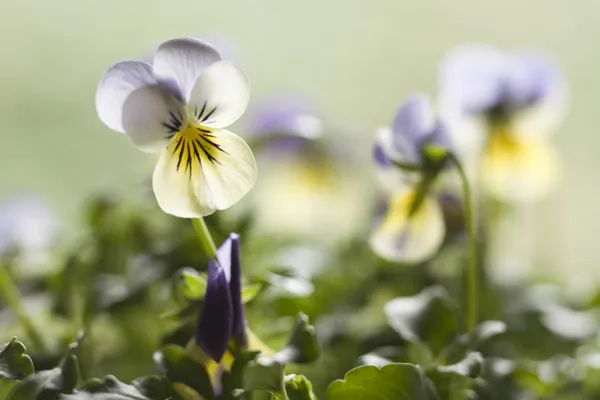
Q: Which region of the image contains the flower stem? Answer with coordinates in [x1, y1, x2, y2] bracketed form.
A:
[0, 267, 48, 352]
[448, 153, 479, 332]
[192, 218, 218, 259]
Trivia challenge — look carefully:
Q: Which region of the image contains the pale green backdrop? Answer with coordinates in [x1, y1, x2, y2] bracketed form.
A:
[0, 0, 597, 283]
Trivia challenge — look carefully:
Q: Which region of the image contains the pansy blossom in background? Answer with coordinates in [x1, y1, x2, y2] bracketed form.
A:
[96, 38, 257, 218]
[439, 44, 567, 202]
[246, 96, 368, 243]
[370, 94, 454, 264]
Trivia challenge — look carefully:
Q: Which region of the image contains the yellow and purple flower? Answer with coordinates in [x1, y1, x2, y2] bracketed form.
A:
[370, 94, 454, 264]
[439, 44, 567, 202]
[96, 38, 257, 218]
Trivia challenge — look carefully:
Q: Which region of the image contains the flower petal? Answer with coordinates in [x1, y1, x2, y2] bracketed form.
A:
[188, 61, 250, 128]
[152, 129, 257, 218]
[153, 38, 222, 100]
[439, 44, 506, 113]
[96, 61, 155, 133]
[196, 259, 233, 362]
[217, 233, 247, 338]
[121, 85, 186, 153]
[373, 127, 419, 192]
[249, 96, 323, 139]
[392, 94, 435, 150]
[482, 135, 560, 202]
[370, 191, 445, 263]
[504, 52, 563, 110]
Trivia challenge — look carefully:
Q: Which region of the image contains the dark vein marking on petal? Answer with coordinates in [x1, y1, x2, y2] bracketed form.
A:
[196, 127, 212, 134]
[199, 134, 229, 155]
[185, 141, 193, 177]
[162, 122, 179, 133]
[197, 100, 207, 120]
[202, 106, 217, 122]
[196, 139, 222, 165]
[175, 139, 185, 171]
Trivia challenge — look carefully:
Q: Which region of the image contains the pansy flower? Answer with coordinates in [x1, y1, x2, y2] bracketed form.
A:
[439, 44, 566, 202]
[370, 94, 453, 263]
[246, 96, 368, 242]
[96, 38, 257, 218]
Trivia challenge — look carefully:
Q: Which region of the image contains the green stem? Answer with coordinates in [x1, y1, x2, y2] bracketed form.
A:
[192, 218, 218, 259]
[448, 153, 479, 333]
[0, 267, 48, 352]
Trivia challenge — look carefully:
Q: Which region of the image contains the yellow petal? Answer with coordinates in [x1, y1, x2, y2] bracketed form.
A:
[152, 127, 257, 218]
[482, 133, 559, 202]
[370, 190, 445, 263]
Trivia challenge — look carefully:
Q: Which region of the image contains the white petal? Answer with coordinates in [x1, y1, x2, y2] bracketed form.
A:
[373, 127, 419, 192]
[370, 191, 445, 264]
[152, 129, 257, 218]
[511, 84, 568, 139]
[121, 85, 186, 153]
[189, 61, 250, 128]
[96, 61, 155, 133]
[153, 38, 222, 100]
[482, 135, 560, 202]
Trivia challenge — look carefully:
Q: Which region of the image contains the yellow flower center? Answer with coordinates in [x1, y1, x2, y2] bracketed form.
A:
[167, 122, 227, 178]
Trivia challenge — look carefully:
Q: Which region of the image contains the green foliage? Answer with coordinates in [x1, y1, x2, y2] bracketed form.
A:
[0, 339, 34, 380]
[327, 363, 432, 400]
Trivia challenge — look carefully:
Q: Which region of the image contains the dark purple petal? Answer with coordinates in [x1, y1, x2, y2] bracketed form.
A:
[195, 259, 234, 362]
[225, 233, 247, 337]
[503, 52, 561, 109]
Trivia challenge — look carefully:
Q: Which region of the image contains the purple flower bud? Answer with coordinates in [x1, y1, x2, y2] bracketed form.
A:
[195, 233, 247, 362]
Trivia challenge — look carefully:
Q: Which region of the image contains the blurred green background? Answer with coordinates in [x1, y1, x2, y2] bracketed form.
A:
[0, 0, 597, 282]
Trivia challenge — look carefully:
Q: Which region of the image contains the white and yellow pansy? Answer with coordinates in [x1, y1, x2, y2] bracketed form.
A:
[370, 94, 453, 264]
[96, 38, 257, 218]
[439, 44, 567, 202]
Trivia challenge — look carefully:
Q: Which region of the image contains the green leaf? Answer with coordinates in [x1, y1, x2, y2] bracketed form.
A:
[219, 350, 261, 397]
[327, 363, 433, 400]
[0, 338, 34, 380]
[7, 335, 82, 400]
[285, 375, 317, 400]
[153, 345, 214, 400]
[174, 268, 208, 301]
[427, 353, 483, 400]
[243, 358, 285, 394]
[384, 286, 458, 355]
[273, 313, 320, 364]
[62, 375, 176, 400]
[242, 283, 263, 304]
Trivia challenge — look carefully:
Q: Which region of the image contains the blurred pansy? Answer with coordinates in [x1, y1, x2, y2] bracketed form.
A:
[439, 44, 566, 202]
[248, 96, 324, 141]
[96, 37, 257, 218]
[245, 96, 368, 242]
[370, 94, 453, 263]
[0, 196, 57, 267]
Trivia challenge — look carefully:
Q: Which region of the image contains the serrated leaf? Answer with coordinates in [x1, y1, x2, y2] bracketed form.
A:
[327, 363, 432, 400]
[0, 339, 34, 380]
[384, 286, 457, 355]
[272, 313, 320, 364]
[285, 375, 317, 400]
[153, 345, 214, 400]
